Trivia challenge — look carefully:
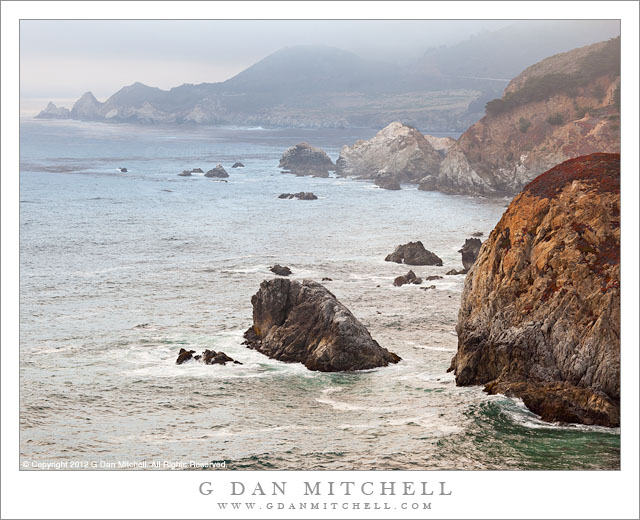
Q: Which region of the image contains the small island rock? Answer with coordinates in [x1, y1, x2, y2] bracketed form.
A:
[385, 241, 443, 266]
[243, 279, 401, 371]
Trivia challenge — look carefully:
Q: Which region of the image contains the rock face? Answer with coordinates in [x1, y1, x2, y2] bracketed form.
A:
[424, 135, 456, 157]
[176, 348, 241, 365]
[270, 264, 292, 276]
[35, 102, 71, 119]
[243, 279, 401, 371]
[436, 38, 620, 195]
[393, 270, 422, 287]
[278, 192, 318, 200]
[449, 153, 620, 426]
[336, 122, 442, 185]
[279, 143, 335, 177]
[70, 92, 103, 120]
[385, 241, 443, 266]
[205, 164, 229, 178]
[458, 238, 482, 270]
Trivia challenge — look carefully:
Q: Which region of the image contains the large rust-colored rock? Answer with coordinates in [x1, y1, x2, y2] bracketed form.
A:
[449, 153, 620, 426]
[243, 279, 400, 371]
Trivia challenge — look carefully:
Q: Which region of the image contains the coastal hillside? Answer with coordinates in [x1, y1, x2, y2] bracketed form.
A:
[34, 21, 619, 132]
[432, 38, 620, 195]
[449, 153, 620, 426]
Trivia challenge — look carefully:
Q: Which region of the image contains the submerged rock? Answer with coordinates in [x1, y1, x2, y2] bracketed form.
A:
[385, 241, 442, 266]
[393, 270, 422, 287]
[425, 275, 443, 281]
[458, 238, 483, 270]
[270, 264, 292, 276]
[243, 278, 401, 371]
[232, 162, 245, 168]
[279, 143, 335, 177]
[449, 153, 620, 427]
[205, 164, 229, 178]
[178, 170, 192, 176]
[471, 231, 484, 237]
[446, 268, 467, 275]
[191, 168, 203, 173]
[119, 167, 128, 173]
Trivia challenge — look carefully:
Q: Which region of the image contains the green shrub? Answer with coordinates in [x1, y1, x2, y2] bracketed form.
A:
[546, 113, 564, 126]
[613, 84, 620, 108]
[518, 117, 532, 133]
[485, 37, 620, 117]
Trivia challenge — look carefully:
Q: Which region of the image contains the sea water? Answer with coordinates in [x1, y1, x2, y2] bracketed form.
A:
[18, 118, 620, 470]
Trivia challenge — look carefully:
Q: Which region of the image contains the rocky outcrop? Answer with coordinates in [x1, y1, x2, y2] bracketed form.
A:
[278, 192, 318, 200]
[35, 102, 71, 119]
[458, 238, 482, 270]
[393, 270, 422, 287]
[385, 241, 443, 266]
[374, 174, 401, 190]
[270, 264, 292, 276]
[279, 143, 335, 177]
[178, 170, 192, 176]
[449, 153, 620, 426]
[232, 162, 244, 168]
[424, 135, 456, 157]
[446, 269, 467, 276]
[191, 168, 203, 173]
[205, 164, 229, 178]
[176, 348, 241, 365]
[336, 122, 442, 185]
[243, 279, 401, 371]
[70, 92, 104, 120]
[436, 38, 620, 195]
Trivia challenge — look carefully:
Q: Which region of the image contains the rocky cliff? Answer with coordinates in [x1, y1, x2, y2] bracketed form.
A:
[336, 122, 442, 184]
[449, 153, 620, 426]
[432, 38, 620, 195]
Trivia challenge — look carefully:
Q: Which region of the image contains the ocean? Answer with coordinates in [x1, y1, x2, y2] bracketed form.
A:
[19, 118, 620, 470]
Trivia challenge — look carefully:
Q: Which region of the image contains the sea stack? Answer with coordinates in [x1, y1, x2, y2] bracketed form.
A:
[335, 122, 442, 184]
[243, 279, 401, 371]
[279, 143, 335, 177]
[449, 153, 620, 427]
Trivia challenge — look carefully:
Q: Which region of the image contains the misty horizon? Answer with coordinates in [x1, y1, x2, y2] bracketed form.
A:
[20, 19, 619, 112]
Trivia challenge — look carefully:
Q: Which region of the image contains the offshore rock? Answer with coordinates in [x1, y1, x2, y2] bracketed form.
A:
[232, 162, 245, 168]
[278, 192, 318, 200]
[178, 170, 192, 176]
[243, 278, 401, 371]
[374, 173, 401, 190]
[176, 348, 240, 366]
[35, 102, 71, 119]
[205, 164, 229, 178]
[270, 264, 292, 276]
[279, 143, 335, 177]
[393, 270, 422, 287]
[336, 122, 442, 184]
[450, 153, 620, 426]
[458, 238, 483, 270]
[385, 241, 443, 266]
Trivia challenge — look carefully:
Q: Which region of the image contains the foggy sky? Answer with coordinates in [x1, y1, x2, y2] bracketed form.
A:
[20, 20, 514, 102]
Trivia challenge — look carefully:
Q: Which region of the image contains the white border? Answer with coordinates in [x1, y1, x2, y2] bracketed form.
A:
[2, 2, 639, 519]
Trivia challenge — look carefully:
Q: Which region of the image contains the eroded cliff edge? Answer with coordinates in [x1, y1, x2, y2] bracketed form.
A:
[449, 153, 620, 426]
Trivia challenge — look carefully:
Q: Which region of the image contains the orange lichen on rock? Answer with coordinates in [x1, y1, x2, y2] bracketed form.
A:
[449, 153, 620, 426]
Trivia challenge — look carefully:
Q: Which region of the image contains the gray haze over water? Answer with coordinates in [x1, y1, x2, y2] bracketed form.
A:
[20, 19, 619, 106]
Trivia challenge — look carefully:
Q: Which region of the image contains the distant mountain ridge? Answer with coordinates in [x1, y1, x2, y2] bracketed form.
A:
[36, 21, 620, 131]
